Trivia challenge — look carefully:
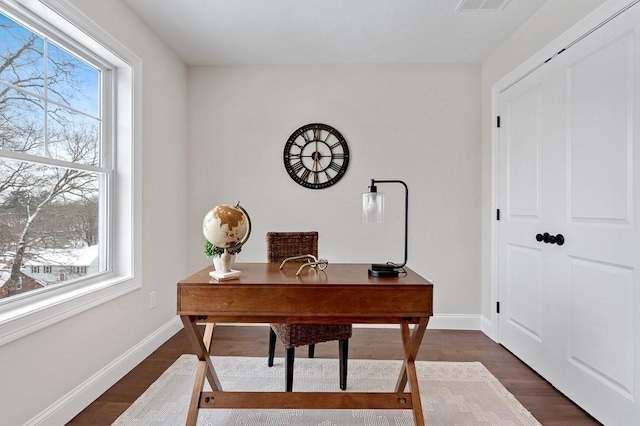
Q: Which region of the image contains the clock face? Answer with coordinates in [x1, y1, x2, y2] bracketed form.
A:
[283, 123, 350, 189]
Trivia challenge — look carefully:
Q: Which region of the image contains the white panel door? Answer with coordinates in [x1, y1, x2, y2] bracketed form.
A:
[549, 6, 640, 424]
[497, 70, 550, 375]
[497, 3, 640, 424]
[497, 59, 568, 381]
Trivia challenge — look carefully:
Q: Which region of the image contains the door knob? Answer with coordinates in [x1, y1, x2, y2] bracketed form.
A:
[535, 233, 551, 243]
[535, 232, 565, 245]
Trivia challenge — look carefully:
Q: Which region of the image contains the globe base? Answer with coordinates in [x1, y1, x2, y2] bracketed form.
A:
[209, 269, 241, 281]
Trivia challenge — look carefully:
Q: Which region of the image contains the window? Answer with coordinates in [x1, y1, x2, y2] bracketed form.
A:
[0, 0, 141, 346]
[1, 8, 103, 298]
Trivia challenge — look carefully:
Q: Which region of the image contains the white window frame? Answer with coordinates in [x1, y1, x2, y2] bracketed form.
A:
[0, 0, 142, 346]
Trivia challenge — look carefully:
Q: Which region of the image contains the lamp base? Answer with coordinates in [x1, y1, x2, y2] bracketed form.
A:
[368, 265, 401, 277]
[369, 269, 400, 278]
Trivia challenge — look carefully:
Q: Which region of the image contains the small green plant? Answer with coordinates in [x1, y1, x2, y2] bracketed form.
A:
[204, 240, 242, 258]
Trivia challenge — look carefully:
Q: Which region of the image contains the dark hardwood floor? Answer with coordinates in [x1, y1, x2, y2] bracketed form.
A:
[68, 326, 600, 425]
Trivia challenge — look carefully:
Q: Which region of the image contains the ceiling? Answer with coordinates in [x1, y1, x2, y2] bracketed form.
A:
[122, 0, 549, 65]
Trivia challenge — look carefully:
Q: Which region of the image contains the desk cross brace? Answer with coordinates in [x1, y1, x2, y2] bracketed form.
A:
[199, 391, 413, 409]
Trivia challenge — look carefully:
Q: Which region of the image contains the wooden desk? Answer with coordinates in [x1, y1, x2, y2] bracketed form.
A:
[177, 263, 433, 425]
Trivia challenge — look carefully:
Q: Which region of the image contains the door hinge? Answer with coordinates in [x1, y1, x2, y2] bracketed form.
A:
[496, 209, 500, 221]
[496, 301, 500, 314]
[496, 116, 501, 128]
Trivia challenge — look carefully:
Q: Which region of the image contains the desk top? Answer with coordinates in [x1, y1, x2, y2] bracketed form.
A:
[179, 263, 432, 286]
[177, 263, 433, 324]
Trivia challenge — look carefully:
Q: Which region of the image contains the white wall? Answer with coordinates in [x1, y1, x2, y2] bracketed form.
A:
[0, 1, 188, 424]
[480, 0, 607, 326]
[187, 64, 481, 315]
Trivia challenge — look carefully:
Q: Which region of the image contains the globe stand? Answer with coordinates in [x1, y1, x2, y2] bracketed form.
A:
[209, 269, 241, 281]
[209, 249, 241, 281]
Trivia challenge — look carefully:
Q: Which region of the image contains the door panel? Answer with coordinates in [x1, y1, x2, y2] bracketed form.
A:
[569, 257, 634, 397]
[507, 86, 541, 219]
[506, 245, 542, 341]
[569, 33, 633, 222]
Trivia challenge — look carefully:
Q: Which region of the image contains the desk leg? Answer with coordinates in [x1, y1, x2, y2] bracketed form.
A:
[395, 318, 429, 426]
[181, 316, 223, 426]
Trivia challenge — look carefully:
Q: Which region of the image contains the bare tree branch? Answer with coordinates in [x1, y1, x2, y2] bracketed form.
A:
[1, 20, 99, 296]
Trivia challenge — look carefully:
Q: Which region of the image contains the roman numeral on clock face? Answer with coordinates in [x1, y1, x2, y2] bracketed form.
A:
[290, 161, 304, 174]
[328, 161, 342, 172]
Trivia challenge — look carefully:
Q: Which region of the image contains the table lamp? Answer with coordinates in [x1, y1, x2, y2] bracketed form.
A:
[362, 179, 408, 277]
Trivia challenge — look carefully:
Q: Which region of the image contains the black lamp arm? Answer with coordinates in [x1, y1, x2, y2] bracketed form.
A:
[370, 179, 408, 268]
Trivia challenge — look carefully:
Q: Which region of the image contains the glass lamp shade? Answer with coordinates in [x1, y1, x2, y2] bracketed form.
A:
[362, 191, 385, 223]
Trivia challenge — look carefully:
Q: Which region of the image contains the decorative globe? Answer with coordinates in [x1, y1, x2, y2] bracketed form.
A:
[202, 202, 252, 252]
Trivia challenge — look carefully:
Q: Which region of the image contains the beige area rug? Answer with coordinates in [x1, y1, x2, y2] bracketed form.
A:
[113, 355, 541, 425]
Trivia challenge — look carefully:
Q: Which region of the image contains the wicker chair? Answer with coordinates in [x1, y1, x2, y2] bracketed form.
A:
[266, 231, 352, 392]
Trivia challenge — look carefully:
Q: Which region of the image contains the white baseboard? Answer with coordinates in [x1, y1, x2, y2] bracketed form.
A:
[26, 316, 183, 426]
[26, 313, 481, 425]
[480, 315, 496, 341]
[223, 314, 482, 330]
[427, 313, 481, 330]
[355, 314, 481, 330]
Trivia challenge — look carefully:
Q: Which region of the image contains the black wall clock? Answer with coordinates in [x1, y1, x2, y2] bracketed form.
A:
[283, 123, 350, 189]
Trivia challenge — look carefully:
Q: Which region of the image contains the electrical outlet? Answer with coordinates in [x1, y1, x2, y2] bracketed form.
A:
[149, 291, 156, 309]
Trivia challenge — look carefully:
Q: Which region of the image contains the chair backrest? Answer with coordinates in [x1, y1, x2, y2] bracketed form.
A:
[266, 232, 318, 263]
